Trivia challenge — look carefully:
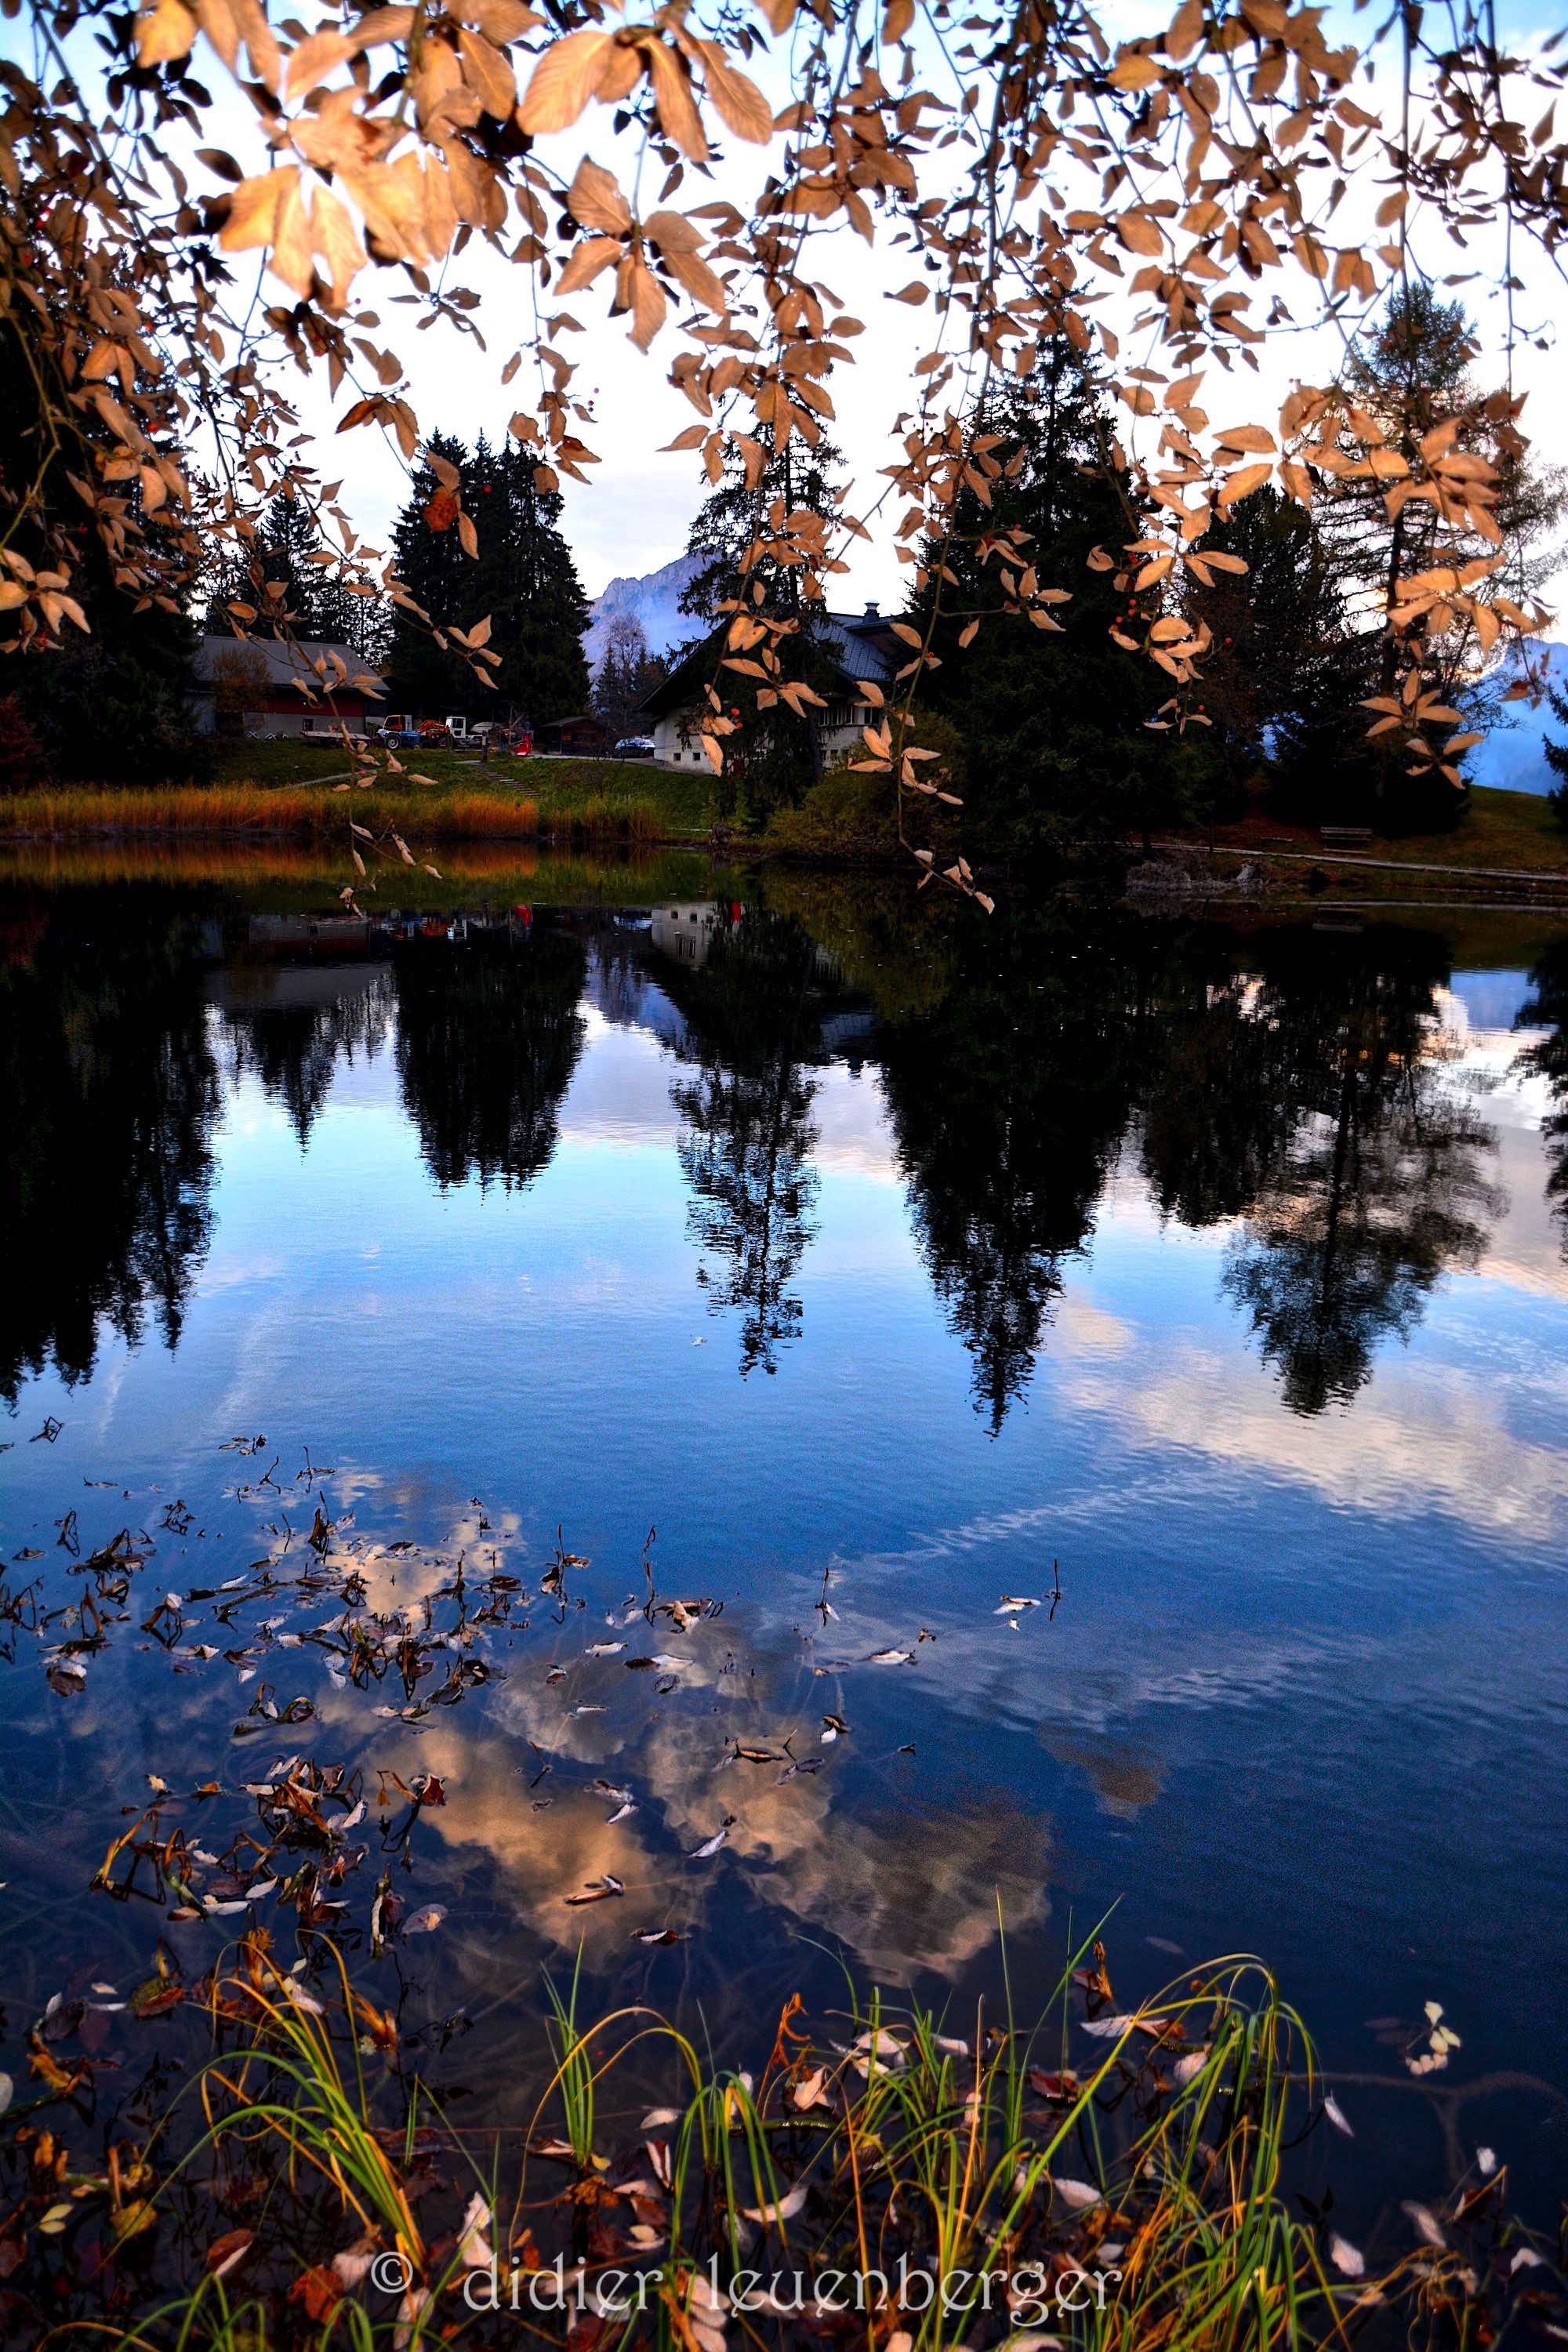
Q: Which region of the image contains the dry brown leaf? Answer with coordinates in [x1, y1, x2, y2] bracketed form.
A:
[515, 30, 615, 134]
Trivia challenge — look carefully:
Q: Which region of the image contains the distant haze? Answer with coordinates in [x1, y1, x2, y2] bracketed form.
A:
[585, 554, 705, 670]
[1465, 643, 1566, 797]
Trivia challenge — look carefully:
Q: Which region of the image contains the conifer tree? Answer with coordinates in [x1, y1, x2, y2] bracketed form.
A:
[906, 339, 1185, 848]
[387, 435, 590, 722]
[677, 435, 848, 818]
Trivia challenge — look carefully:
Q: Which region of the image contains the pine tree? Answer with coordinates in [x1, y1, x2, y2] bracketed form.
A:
[677, 435, 849, 819]
[1316, 285, 1566, 823]
[593, 614, 666, 739]
[1181, 485, 1370, 801]
[387, 435, 590, 722]
[906, 339, 1189, 849]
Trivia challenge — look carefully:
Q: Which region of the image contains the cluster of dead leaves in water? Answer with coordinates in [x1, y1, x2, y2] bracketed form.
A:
[4, 1926, 1563, 2351]
[3, 1438, 963, 1957]
[3, 0, 1566, 880]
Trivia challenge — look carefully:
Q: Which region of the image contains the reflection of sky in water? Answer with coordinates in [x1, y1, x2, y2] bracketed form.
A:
[2, 893, 1567, 2205]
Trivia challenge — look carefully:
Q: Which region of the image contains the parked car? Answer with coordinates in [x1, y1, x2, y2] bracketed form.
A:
[614, 735, 655, 760]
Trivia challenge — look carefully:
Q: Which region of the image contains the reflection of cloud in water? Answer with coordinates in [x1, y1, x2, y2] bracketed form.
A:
[643, 1705, 1051, 1979]
[1079, 1347, 1568, 1539]
[396, 1644, 1049, 1983]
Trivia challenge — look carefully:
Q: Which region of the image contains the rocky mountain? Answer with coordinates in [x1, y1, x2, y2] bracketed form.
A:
[585, 553, 704, 671]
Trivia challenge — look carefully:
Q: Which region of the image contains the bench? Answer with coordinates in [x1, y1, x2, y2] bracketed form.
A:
[1319, 825, 1373, 848]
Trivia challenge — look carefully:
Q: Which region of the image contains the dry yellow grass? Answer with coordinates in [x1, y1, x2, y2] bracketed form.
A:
[0, 784, 545, 840]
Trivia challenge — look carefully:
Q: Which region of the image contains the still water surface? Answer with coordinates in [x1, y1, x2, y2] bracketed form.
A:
[3, 866, 1566, 2209]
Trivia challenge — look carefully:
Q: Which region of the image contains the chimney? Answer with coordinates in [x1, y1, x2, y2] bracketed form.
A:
[863, 599, 880, 619]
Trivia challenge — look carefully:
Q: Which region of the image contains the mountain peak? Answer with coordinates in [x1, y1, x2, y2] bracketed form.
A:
[586, 554, 704, 666]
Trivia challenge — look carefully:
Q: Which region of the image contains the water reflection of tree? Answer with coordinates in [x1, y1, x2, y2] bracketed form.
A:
[1515, 938, 1568, 1250]
[219, 967, 394, 1145]
[394, 930, 587, 1189]
[0, 891, 219, 1404]
[877, 905, 1152, 1432]
[1177, 938, 1501, 1414]
[665, 910, 825, 1376]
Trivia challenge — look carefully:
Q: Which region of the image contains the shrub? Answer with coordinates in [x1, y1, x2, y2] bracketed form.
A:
[0, 695, 47, 793]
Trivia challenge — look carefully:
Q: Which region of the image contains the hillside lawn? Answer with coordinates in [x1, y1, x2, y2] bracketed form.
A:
[1193, 781, 1568, 878]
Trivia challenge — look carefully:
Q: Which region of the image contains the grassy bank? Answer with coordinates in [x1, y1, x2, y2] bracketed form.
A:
[5, 1931, 1552, 2352]
[0, 749, 725, 849]
[1196, 784, 1568, 880]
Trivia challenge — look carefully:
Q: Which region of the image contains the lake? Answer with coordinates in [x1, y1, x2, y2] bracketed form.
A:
[2, 858, 1566, 2227]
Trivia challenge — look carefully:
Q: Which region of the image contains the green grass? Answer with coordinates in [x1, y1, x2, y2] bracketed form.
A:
[1207, 783, 1568, 877]
[17, 1933, 1556, 2351]
[205, 741, 726, 838]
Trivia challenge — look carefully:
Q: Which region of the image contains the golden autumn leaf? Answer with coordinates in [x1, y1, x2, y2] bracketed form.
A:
[1115, 210, 1164, 256]
[425, 487, 459, 531]
[285, 26, 354, 96]
[1218, 460, 1272, 505]
[1109, 49, 1160, 89]
[218, 168, 296, 257]
[457, 27, 517, 117]
[626, 259, 667, 350]
[515, 30, 616, 134]
[567, 158, 630, 234]
[136, 0, 198, 66]
[644, 42, 709, 162]
[556, 236, 622, 294]
[700, 48, 774, 143]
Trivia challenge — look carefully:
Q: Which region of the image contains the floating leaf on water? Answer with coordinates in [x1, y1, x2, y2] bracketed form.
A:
[866, 1648, 914, 1665]
[1323, 2092, 1353, 2137]
[1511, 2248, 1544, 2274]
[688, 1820, 732, 1860]
[458, 2190, 494, 2269]
[1051, 2176, 1103, 2211]
[1329, 2234, 1365, 2278]
[641, 2106, 681, 2129]
[1172, 2048, 1208, 2086]
[741, 2180, 808, 2227]
[1477, 2146, 1497, 2177]
[565, 1876, 624, 1905]
[790, 2066, 829, 2111]
[205, 2228, 254, 2279]
[1401, 2201, 1446, 2249]
[404, 1904, 447, 1935]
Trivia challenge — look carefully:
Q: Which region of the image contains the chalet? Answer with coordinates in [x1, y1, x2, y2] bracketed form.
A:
[635, 604, 900, 767]
[188, 637, 385, 739]
[540, 713, 610, 755]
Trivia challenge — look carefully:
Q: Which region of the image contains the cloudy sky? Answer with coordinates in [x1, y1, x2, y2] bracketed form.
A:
[10, 0, 1567, 612]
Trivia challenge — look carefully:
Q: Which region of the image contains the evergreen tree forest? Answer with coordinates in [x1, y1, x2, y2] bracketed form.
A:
[386, 436, 590, 724]
[202, 492, 390, 662]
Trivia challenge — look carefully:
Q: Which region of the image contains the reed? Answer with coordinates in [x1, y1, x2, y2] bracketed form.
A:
[0, 784, 545, 841]
[45, 1935, 1552, 2352]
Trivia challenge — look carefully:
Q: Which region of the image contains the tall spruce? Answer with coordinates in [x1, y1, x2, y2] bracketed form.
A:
[905, 340, 1192, 850]
[387, 435, 590, 723]
[677, 435, 849, 820]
